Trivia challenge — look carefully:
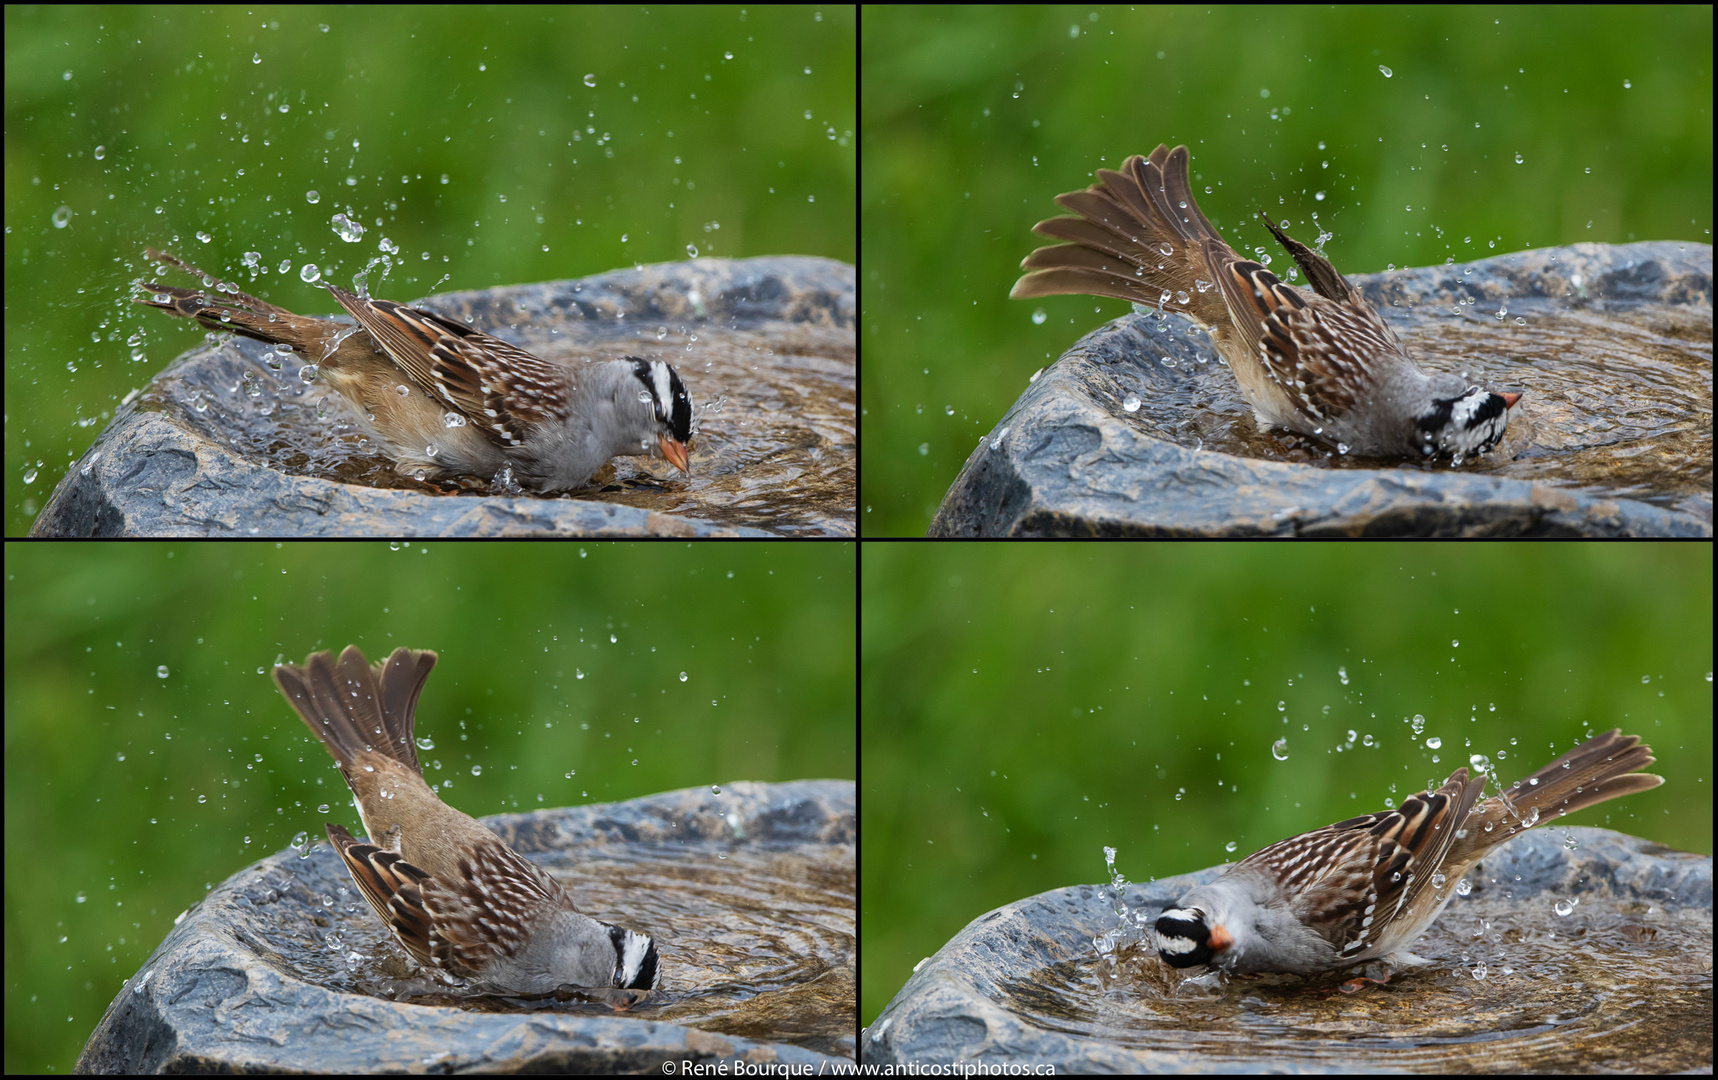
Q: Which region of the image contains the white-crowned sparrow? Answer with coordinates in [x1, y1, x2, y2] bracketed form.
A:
[1011, 145, 1522, 461]
[136, 248, 693, 492]
[1154, 729, 1661, 980]
[273, 645, 661, 995]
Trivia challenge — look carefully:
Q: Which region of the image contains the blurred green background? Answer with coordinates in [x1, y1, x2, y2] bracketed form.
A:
[860, 545, 1711, 1027]
[5, 5, 856, 536]
[860, 6, 1712, 535]
[3, 541, 855, 1072]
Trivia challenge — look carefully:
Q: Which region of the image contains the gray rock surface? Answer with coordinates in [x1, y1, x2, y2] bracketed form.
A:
[932, 241, 1711, 536]
[37, 256, 854, 537]
[78, 780, 855, 1073]
[863, 827, 1708, 1072]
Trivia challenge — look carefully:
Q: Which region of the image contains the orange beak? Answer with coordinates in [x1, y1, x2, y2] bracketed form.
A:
[657, 435, 691, 475]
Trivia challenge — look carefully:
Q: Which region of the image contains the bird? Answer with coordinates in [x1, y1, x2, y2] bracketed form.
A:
[1011, 145, 1521, 461]
[272, 645, 661, 995]
[1153, 729, 1661, 984]
[135, 248, 692, 491]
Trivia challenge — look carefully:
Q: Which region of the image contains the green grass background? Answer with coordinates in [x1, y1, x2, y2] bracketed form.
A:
[861, 544, 1711, 1027]
[860, 6, 1712, 535]
[5, 5, 856, 536]
[3, 541, 855, 1072]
